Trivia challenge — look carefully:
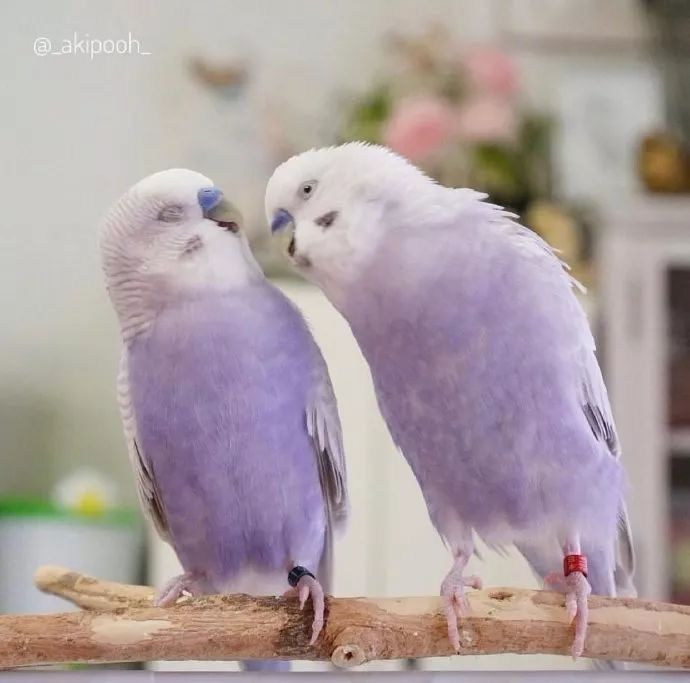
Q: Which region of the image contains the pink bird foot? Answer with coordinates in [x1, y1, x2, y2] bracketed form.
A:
[440, 559, 483, 652]
[154, 571, 204, 607]
[284, 566, 325, 645]
[545, 558, 592, 658]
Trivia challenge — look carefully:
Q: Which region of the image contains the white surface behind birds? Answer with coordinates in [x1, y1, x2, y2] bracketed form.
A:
[0, 519, 140, 614]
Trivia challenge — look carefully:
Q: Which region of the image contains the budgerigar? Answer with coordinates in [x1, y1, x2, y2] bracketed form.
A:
[101, 169, 347, 671]
[265, 143, 634, 661]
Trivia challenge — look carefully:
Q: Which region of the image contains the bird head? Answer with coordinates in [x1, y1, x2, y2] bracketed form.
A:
[100, 168, 260, 337]
[265, 143, 433, 305]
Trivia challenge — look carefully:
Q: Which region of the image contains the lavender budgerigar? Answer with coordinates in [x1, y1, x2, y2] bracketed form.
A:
[100, 169, 348, 670]
[265, 143, 635, 660]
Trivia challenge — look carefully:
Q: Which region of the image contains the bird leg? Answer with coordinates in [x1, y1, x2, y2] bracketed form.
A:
[154, 571, 205, 607]
[284, 565, 325, 645]
[440, 551, 483, 652]
[545, 537, 591, 658]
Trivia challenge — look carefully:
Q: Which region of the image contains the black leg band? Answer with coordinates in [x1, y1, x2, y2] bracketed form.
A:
[288, 565, 315, 587]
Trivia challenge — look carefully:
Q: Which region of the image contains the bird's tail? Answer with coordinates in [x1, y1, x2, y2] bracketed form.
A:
[581, 502, 636, 600]
[517, 506, 636, 671]
[241, 659, 291, 672]
[587, 502, 636, 671]
[581, 545, 624, 672]
[612, 500, 636, 599]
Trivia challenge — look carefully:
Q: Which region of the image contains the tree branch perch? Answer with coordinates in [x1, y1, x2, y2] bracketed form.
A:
[0, 565, 683, 668]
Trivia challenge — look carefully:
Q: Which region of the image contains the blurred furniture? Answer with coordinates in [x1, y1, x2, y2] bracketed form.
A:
[602, 196, 690, 602]
[643, 0, 690, 147]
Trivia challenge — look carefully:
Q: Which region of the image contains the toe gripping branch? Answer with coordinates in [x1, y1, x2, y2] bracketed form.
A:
[563, 554, 588, 577]
[288, 565, 315, 587]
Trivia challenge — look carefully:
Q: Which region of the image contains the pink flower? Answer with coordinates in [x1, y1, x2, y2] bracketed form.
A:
[383, 97, 455, 162]
[463, 48, 518, 97]
[456, 95, 518, 144]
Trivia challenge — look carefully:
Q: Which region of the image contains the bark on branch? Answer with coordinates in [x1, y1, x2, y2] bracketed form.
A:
[0, 565, 683, 668]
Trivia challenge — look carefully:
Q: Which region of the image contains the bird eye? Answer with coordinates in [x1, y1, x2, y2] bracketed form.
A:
[158, 205, 184, 223]
[298, 180, 318, 200]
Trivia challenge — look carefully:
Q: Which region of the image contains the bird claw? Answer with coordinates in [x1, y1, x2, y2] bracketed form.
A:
[154, 571, 203, 607]
[440, 572, 483, 652]
[285, 575, 325, 645]
[545, 571, 591, 658]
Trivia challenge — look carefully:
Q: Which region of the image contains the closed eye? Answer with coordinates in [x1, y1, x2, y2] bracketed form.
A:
[315, 210, 338, 228]
[158, 205, 184, 223]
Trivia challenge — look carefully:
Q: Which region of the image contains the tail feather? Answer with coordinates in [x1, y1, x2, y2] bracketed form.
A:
[241, 660, 291, 672]
[318, 512, 334, 594]
[517, 527, 635, 671]
[614, 501, 637, 598]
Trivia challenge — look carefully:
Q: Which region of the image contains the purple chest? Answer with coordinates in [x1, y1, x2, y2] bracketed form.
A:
[127, 286, 326, 584]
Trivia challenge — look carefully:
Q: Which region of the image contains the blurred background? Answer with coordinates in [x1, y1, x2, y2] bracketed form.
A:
[1, 0, 690, 672]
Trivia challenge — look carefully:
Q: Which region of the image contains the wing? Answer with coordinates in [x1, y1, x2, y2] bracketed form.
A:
[306, 352, 349, 531]
[580, 345, 620, 458]
[496, 210, 618, 457]
[117, 352, 170, 542]
[500, 212, 635, 583]
[578, 338, 636, 589]
[306, 352, 348, 592]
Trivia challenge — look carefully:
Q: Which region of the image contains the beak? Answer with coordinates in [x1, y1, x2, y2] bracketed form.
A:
[270, 209, 298, 257]
[271, 209, 295, 234]
[204, 197, 242, 233]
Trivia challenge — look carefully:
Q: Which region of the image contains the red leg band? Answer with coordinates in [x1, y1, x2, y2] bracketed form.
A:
[564, 554, 588, 577]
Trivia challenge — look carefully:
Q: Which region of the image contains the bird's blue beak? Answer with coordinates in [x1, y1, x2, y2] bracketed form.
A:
[271, 209, 295, 234]
[198, 186, 242, 233]
[198, 186, 223, 213]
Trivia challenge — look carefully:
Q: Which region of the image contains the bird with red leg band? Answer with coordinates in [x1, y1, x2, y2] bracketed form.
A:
[545, 546, 592, 660]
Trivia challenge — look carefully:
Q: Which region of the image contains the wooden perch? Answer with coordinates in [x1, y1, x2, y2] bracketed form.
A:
[0, 565, 684, 668]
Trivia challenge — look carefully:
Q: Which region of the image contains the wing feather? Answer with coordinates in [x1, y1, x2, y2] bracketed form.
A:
[306, 354, 348, 530]
[117, 352, 170, 541]
[498, 210, 634, 584]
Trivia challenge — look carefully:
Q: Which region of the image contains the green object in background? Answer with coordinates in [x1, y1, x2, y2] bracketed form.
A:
[0, 497, 139, 527]
[339, 85, 392, 144]
[0, 495, 143, 616]
[673, 539, 690, 583]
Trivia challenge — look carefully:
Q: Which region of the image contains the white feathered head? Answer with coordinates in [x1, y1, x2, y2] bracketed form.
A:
[265, 143, 442, 298]
[101, 168, 259, 340]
